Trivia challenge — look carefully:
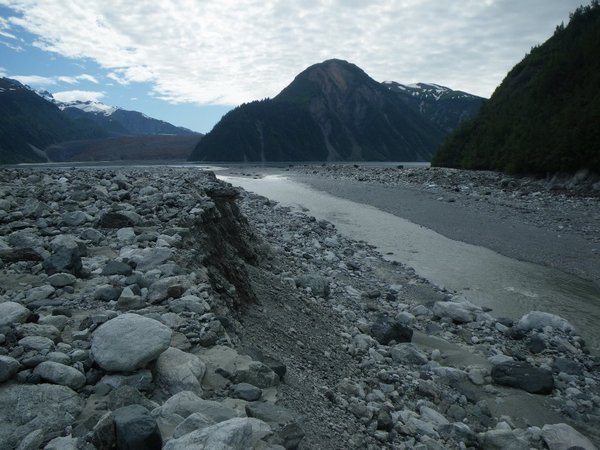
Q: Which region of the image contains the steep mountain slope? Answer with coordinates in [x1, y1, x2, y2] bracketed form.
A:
[190, 59, 447, 162]
[433, 2, 600, 175]
[0, 78, 106, 164]
[384, 82, 485, 132]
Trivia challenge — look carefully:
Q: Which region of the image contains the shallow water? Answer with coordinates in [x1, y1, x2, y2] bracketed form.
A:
[220, 174, 600, 354]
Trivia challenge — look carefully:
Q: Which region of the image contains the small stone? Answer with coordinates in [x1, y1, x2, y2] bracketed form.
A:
[47, 273, 77, 288]
[112, 405, 162, 450]
[232, 383, 262, 401]
[0, 355, 20, 382]
[0, 301, 30, 327]
[33, 361, 86, 390]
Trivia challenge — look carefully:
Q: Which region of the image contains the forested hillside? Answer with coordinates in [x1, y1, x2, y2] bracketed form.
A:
[433, 2, 600, 175]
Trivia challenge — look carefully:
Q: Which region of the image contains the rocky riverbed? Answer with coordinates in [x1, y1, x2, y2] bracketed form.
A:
[0, 166, 599, 449]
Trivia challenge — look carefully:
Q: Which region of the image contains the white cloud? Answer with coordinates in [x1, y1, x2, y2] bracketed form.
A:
[0, 66, 6, 77]
[0, 0, 583, 103]
[11, 72, 99, 86]
[52, 89, 105, 103]
[12, 74, 57, 85]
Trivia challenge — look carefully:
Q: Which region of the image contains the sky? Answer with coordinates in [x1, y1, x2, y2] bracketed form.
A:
[0, 0, 586, 133]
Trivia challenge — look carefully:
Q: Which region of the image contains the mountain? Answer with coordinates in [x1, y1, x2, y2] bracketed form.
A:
[432, 2, 600, 175]
[43, 95, 196, 136]
[383, 82, 485, 132]
[0, 78, 107, 164]
[190, 59, 462, 162]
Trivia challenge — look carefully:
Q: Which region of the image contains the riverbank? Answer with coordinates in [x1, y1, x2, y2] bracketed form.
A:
[266, 165, 600, 286]
[0, 166, 598, 449]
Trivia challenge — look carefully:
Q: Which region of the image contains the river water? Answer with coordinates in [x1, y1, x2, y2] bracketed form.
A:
[219, 174, 600, 354]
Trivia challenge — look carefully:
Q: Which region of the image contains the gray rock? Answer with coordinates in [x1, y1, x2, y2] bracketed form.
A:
[91, 313, 172, 372]
[432, 300, 478, 323]
[90, 411, 115, 450]
[119, 247, 173, 271]
[526, 334, 547, 354]
[47, 273, 76, 288]
[0, 301, 30, 327]
[0, 355, 20, 382]
[390, 343, 427, 365]
[117, 287, 144, 311]
[98, 370, 153, 392]
[163, 417, 271, 450]
[16, 323, 60, 340]
[154, 347, 206, 397]
[98, 212, 136, 228]
[541, 423, 597, 450]
[94, 285, 123, 302]
[172, 412, 216, 438]
[169, 295, 211, 314]
[294, 274, 330, 298]
[112, 404, 162, 450]
[43, 435, 79, 450]
[33, 361, 86, 390]
[245, 401, 296, 424]
[62, 211, 88, 226]
[43, 245, 83, 277]
[147, 276, 191, 304]
[480, 429, 529, 450]
[232, 383, 262, 401]
[155, 391, 238, 421]
[102, 260, 133, 276]
[15, 429, 44, 450]
[108, 385, 159, 411]
[517, 311, 575, 333]
[18, 335, 54, 351]
[370, 316, 413, 345]
[491, 361, 554, 394]
[552, 357, 583, 376]
[233, 361, 279, 388]
[0, 384, 83, 449]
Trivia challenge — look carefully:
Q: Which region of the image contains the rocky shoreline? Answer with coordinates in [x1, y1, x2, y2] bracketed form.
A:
[0, 166, 599, 449]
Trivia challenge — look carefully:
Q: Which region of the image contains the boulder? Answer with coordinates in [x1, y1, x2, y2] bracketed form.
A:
[480, 428, 530, 450]
[43, 435, 79, 450]
[47, 273, 77, 288]
[164, 417, 270, 450]
[147, 276, 191, 304]
[154, 347, 206, 397]
[294, 274, 330, 298]
[0, 301, 30, 327]
[119, 247, 173, 271]
[232, 383, 262, 401]
[98, 212, 136, 228]
[155, 391, 238, 422]
[390, 344, 428, 365]
[43, 246, 83, 277]
[491, 361, 554, 394]
[102, 260, 133, 276]
[517, 311, 576, 333]
[0, 355, 20, 382]
[112, 405, 162, 450]
[91, 313, 172, 372]
[370, 316, 413, 345]
[232, 361, 279, 388]
[541, 423, 597, 450]
[172, 412, 216, 439]
[432, 300, 479, 323]
[0, 384, 83, 449]
[33, 361, 86, 390]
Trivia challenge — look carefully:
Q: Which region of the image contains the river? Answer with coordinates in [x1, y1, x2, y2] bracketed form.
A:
[219, 173, 600, 354]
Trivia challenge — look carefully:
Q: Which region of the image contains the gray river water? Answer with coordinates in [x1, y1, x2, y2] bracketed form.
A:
[219, 174, 600, 354]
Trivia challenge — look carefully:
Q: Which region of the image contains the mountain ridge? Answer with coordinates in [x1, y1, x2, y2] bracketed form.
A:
[190, 59, 483, 162]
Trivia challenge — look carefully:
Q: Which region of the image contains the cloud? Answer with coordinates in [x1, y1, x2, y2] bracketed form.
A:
[0, 66, 6, 77]
[0, 0, 582, 103]
[52, 89, 105, 103]
[11, 73, 99, 86]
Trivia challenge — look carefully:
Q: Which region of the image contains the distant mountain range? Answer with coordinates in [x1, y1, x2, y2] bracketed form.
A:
[433, 2, 600, 175]
[190, 59, 484, 162]
[0, 78, 200, 164]
[38, 91, 196, 136]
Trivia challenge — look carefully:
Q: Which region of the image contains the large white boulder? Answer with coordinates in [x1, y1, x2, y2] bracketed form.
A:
[517, 311, 575, 333]
[91, 313, 172, 372]
[155, 347, 206, 397]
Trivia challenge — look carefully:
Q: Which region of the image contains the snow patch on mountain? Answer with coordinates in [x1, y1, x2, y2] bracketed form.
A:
[35, 90, 118, 116]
